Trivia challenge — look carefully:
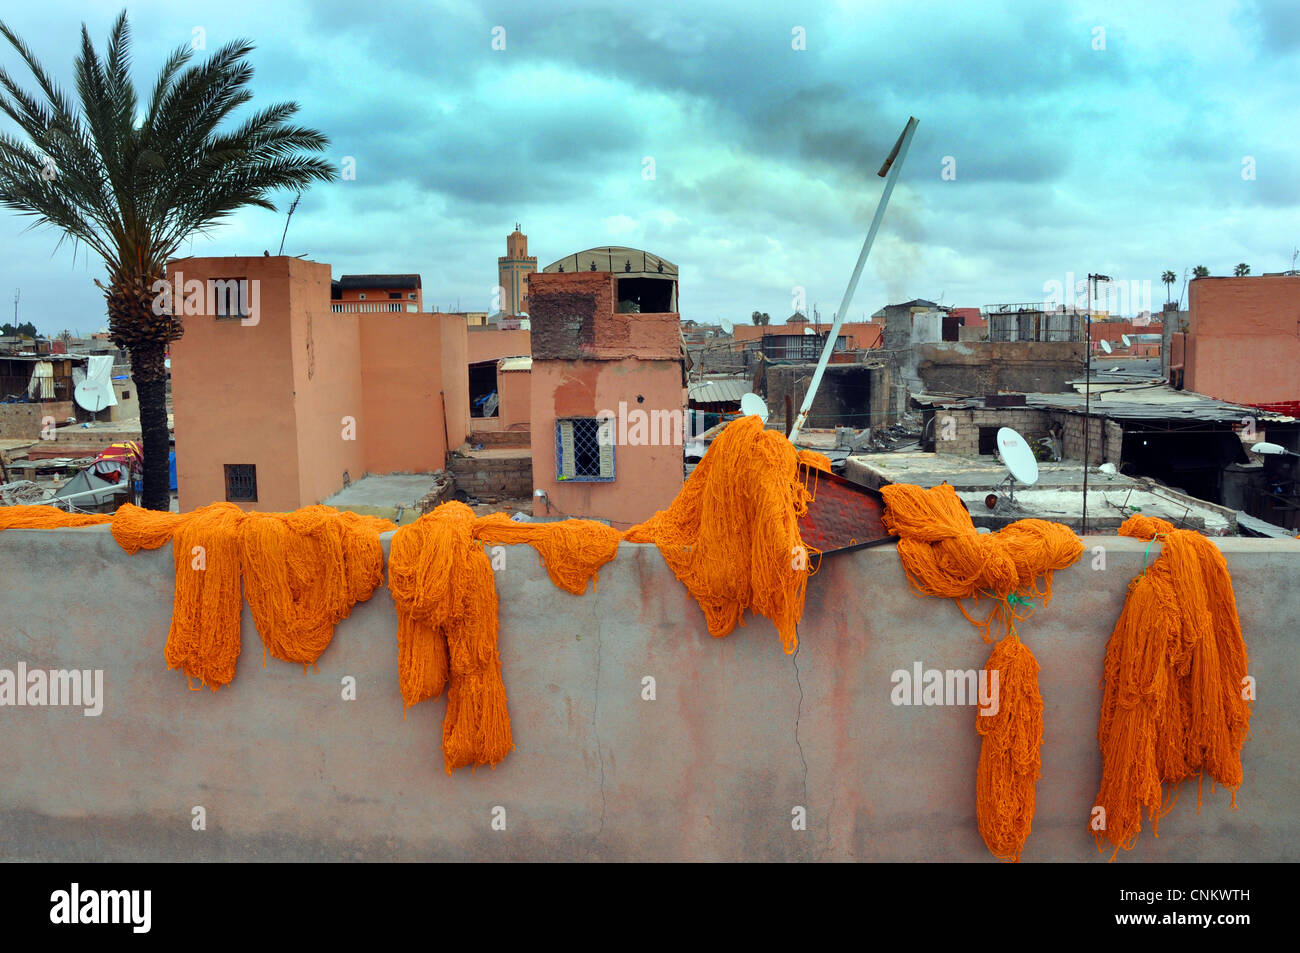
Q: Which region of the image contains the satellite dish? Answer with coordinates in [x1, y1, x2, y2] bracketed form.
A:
[740, 392, 769, 423]
[1251, 441, 1291, 457]
[164, 357, 171, 370]
[720, 318, 734, 335]
[74, 379, 113, 413]
[1099, 338, 1112, 354]
[997, 427, 1039, 486]
[803, 326, 816, 335]
[1121, 334, 1132, 347]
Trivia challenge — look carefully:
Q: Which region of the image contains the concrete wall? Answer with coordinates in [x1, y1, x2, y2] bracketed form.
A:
[0, 526, 1294, 862]
[916, 341, 1085, 395]
[766, 362, 893, 430]
[1187, 276, 1300, 405]
[0, 401, 75, 439]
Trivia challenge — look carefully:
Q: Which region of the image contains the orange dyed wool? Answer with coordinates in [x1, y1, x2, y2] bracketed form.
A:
[1091, 515, 1252, 859]
[111, 502, 391, 690]
[880, 481, 1082, 862]
[623, 414, 830, 654]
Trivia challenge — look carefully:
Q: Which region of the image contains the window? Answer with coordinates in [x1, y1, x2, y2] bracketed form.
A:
[388, 292, 402, 299]
[121, 390, 130, 400]
[555, 418, 615, 482]
[209, 277, 250, 319]
[978, 427, 998, 456]
[224, 464, 258, 502]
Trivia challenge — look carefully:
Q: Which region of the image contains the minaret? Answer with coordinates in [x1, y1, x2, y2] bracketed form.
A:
[497, 225, 538, 315]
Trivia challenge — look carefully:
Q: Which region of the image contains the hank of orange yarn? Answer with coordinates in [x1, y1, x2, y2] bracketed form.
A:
[1091, 515, 1251, 858]
[110, 502, 392, 690]
[388, 501, 514, 773]
[0, 506, 113, 530]
[976, 634, 1043, 862]
[880, 482, 1083, 642]
[474, 512, 621, 595]
[623, 414, 830, 654]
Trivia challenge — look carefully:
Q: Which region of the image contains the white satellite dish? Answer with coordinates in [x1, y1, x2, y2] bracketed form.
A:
[720, 318, 734, 335]
[740, 392, 769, 423]
[74, 379, 113, 413]
[997, 426, 1039, 487]
[1121, 334, 1132, 347]
[1099, 338, 1112, 354]
[803, 326, 816, 335]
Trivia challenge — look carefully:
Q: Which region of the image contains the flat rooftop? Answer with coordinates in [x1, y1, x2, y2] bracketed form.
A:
[845, 452, 1237, 535]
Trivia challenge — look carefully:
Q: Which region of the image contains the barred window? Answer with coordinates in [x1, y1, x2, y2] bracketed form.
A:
[555, 417, 615, 482]
[224, 464, 258, 502]
[209, 277, 250, 320]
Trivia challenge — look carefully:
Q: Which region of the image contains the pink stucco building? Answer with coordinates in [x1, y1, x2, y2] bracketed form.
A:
[168, 256, 468, 511]
[527, 257, 686, 529]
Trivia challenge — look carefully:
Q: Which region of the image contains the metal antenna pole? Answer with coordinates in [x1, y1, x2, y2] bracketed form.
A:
[787, 116, 918, 443]
[1083, 273, 1110, 535]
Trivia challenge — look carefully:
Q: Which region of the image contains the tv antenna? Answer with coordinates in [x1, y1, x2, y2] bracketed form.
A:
[277, 192, 302, 256]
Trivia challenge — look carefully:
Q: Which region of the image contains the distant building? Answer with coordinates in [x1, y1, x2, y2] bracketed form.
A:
[497, 226, 537, 316]
[330, 275, 422, 313]
[1183, 274, 1300, 414]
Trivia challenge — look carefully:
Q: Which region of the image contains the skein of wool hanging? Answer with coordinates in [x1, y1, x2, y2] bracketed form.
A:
[880, 482, 1083, 643]
[113, 502, 248, 690]
[473, 512, 621, 595]
[976, 633, 1043, 863]
[111, 502, 393, 690]
[238, 507, 392, 667]
[879, 482, 1082, 862]
[1091, 515, 1252, 859]
[622, 414, 831, 654]
[388, 501, 513, 773]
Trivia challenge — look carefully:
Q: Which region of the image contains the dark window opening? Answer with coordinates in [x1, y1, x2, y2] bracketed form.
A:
[121, 390, 131, 399]
[469, 360, 499, 418]
[978, 427, 998, 455]
[209, 277, 250, 319]
[224, 464, 257, 502]
[388, 292, 402, 299]
[616, 277, 674, 314]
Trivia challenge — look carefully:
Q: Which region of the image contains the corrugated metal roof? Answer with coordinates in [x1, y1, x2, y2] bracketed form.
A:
[498, 356, 532, 372]
[688, 378, 749, 403]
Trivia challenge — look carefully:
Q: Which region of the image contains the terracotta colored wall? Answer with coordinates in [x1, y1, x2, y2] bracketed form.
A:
[467, 327, 531, 364]
[290, 269, 365, 508]
[357, 315, 449, 473]
[1186, 276, 1300, 404]
[439, 314, 470, 451]
[529, 358, 685, 528]
[169, 256, 309, 512]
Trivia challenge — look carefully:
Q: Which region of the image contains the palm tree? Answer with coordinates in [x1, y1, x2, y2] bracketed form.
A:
[1161, 270, 1176, 304]
[0, 12, 334, 509]
[1233, 262, 1250, 277]
[1192, 265, 1210, 279]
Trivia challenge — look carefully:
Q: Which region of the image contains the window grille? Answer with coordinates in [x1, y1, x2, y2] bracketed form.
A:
[555, 417, 615, 482]
[224, 464, 258, 502]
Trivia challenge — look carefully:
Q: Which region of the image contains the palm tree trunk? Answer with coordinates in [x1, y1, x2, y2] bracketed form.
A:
[128, 341, 171, 511]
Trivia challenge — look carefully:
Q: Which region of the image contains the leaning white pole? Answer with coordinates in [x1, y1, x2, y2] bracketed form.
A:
[786, 116, 918, 444]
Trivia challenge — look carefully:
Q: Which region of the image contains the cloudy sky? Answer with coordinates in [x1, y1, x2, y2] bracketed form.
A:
[1, 0, 1296, 335]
